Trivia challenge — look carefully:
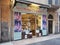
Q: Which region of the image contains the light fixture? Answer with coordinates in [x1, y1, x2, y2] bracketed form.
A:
[10, 0, 15, 7]
[28, 3, 40, 11]
[30, 3, 40, 7]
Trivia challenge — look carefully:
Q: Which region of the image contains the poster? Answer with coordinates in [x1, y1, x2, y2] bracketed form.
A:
[42, 15, 47, 30]
[14, 12, 22, 40]
[42, 15, 47, 35]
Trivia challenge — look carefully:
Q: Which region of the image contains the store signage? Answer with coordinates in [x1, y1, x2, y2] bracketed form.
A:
[13, 3, 46, 14]
[14, 12, 22, 32]
[14, 12, 22, 40]
[42, 15, 47, 35]
[42, 15, 47, 30]
[15, 6, 43, 13]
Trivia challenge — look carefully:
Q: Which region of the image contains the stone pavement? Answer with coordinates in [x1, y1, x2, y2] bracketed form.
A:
[0, 34, 60, 45]
[0, 42, 13, 45]
[27, 38, 60, 45]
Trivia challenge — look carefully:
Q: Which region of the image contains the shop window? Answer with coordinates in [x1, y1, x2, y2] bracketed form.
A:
[48, 0, 52, 4]
[55, 0, 58, 5]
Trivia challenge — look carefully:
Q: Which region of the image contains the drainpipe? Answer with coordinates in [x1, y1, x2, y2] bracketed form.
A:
[0, 7, 2, 42]
[0, 6, 2, 42]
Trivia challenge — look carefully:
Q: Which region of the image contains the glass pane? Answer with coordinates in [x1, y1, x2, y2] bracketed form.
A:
[55, 0, 58, 5]
[48, 0, 52, 4]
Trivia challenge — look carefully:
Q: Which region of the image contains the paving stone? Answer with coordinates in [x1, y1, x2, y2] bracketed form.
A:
[27, 38, 60, 45]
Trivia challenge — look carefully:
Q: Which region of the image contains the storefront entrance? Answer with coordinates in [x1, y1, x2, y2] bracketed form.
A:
[22, 13, 37, 36]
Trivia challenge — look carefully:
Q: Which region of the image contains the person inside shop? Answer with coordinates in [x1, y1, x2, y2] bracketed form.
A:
[24, 26, 30, 35]
[36, 28, 39, 33]
[38, 27, 42, 35]
[22, 28, 26, 39]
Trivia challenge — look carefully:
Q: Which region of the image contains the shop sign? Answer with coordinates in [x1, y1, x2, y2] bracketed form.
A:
[42, 15, 47, 30]
[14, 12, 22, 40]
[14, 6, 43, 14]
[42, 15, 47, 35]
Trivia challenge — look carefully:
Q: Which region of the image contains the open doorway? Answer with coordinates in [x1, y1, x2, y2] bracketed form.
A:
[48, 14, 53, 34]
[21, 13, 36, 36]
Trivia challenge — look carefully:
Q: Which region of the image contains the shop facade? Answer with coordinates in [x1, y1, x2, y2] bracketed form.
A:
[13, 2, 48, 40]
[0, 0, 59, 43]
[0, 1, 48, 42]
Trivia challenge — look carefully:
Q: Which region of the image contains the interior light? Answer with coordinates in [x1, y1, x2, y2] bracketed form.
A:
[30, 3, 40, 7]
[28, 3, 40, 11]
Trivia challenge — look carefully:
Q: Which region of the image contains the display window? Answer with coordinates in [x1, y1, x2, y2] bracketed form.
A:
[21, 13, 42, 37]
[13, 2, 47, 40]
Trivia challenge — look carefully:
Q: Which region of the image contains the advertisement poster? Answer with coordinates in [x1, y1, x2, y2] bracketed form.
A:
[42, 15, 47, 35]
[14, 12, 22, 40]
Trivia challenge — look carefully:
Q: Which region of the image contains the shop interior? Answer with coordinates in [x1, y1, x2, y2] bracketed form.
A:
[21, 13, 42, 36]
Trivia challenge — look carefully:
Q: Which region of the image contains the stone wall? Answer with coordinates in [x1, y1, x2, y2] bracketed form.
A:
[0, 0, 12, 42]
[47, 10, 58, 34]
